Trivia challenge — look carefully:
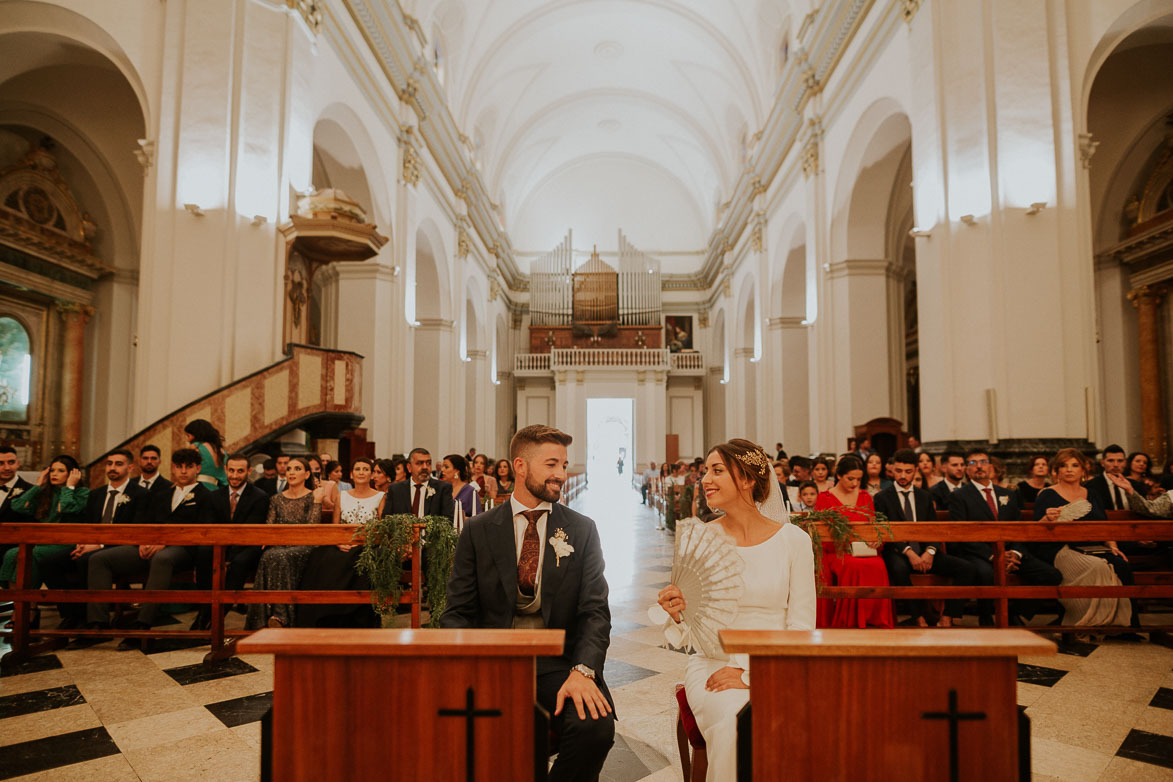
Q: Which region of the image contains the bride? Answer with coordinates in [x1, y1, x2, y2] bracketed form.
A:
[657, 439, 816, 781]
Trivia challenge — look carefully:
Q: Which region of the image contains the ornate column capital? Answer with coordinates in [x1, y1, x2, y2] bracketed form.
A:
[1127, 284, 1167, 308]
[54, 300, 94, 325]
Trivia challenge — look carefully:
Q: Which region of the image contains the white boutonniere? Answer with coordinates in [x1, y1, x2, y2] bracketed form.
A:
[998, 495, 1008, 506]
[549, 528, 574, 567]
[426, 486, 436, 499]
[181, 491, 197, 506]
[9, 487, 23, 498]
[115, 493, 132, 508]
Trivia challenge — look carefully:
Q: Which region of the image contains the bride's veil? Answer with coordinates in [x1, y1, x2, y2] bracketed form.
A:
[758, 466, 791, 525]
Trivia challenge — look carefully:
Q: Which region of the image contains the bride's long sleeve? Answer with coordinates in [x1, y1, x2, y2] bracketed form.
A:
[785, 525, 817, 631]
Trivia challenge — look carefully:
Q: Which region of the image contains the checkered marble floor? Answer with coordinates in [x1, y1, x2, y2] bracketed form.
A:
[2, 475, 1173, 781]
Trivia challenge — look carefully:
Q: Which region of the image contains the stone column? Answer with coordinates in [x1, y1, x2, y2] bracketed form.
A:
[56, 302, 93, 456]
[770, 317, 811, 456]
[1129, 286, 1167, 462]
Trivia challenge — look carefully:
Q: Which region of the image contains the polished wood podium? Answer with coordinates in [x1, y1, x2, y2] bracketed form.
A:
[238, 628, 565, 781]
[719, 628, 1056, 782]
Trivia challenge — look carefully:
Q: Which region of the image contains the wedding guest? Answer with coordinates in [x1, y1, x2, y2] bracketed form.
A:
[930, 451, 966, 510]
[0, 455, 89, 629]
[495, 458, 516, 495]
[184, 419, 227, 489]
[876, 449, 976, 627]
[811, 458, 834, 493]
[392, 457, 409, 483]
[471, 453, 498, 505]
[0, 445, 34, 558]
[990, 456, 1012, 489]
[255, 453, 290, 495]
[786, 456, 811, 487]
[210, 453, 269, 613]
[387, 449, 455, 519]
[1126, 451, 1158, 496]
[47, 449, 144, 628]
[308, 456, 339, 517]
[86, 448, 214, 646]
[133, 444, 172, 513]
[948, 449, 1060, 625]
[1036, 450, 1131, 627]
[325, 460, 352, 492]
[863, 452, 890, 496]
[1017, 455, 1052, 505]
[443, 454, 480, 518]
[814, 455, 894, 629]
[259, 458, 276, 482]
[298, 458, 383, 628]
[372, 459, 395, 492]
[907, 435, 923, 454]
[796, 480, 819, 513]
[917, 452, 941, 490]
[657, 439, 814, 782]
[246, 457, 324, 629]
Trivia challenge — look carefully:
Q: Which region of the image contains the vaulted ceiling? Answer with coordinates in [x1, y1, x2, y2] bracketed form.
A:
[405, 0, 792, 253]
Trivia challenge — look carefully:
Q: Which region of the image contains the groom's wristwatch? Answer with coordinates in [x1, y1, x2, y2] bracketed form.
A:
[572, 664, 596, 680]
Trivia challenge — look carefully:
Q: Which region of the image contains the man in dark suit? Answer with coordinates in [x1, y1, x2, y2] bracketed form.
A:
[441, 425, 614, 780]
[132, 444, 172, 521]
[254, 454, 290, 496]
[87, 448, 216, 647]
[930, 451, 967, 511]
[0, 444, 35, 558]
[386, 448, 455, 519]
[1086, 444, 1133, 512]
[948, 448, 1061, 625]
[189, 453, 271, 628]
[40, 449, 145, 628]
[875, 449, 976, 627]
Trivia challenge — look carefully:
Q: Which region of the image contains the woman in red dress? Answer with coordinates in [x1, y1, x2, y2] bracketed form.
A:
[814, 455, 895, 628]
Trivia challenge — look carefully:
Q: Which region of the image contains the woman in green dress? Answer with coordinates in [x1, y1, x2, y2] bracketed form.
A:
[0, 455, 90, 602]
[184, 418, 227, 488]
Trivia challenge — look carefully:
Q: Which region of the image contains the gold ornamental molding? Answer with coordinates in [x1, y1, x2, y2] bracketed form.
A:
[286, 0, 323, 34]
[901, 0, 923, 25]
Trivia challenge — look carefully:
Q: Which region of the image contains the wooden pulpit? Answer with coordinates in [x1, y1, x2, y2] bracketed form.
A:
[719, 628, 1056, 782]
[238, 628, 565, 781]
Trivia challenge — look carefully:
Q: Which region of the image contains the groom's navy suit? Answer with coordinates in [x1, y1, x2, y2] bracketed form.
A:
[441, 500, 615, 781]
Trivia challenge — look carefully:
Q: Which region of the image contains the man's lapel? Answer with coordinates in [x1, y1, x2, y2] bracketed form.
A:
[540, 505, 571, 623]
[967, 483, 995, 521]
[487, 503, 519, 602]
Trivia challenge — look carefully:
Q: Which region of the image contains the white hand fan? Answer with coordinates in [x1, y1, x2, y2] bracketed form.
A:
[1057, 499, 1092, 522]
[648, 518, 744, 657]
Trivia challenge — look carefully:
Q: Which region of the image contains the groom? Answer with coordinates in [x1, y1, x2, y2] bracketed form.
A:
[441, 425, 615, 780]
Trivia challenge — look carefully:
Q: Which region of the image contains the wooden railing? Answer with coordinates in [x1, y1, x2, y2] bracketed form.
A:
[515, 348, 706, 373]
[0, 523, 424, 663]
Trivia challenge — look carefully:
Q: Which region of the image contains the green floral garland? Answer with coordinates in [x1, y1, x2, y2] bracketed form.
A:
[422, 515, 458, 627]
[790, 506, 891, 592]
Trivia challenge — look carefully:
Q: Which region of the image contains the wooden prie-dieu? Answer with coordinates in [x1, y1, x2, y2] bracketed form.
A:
[719, 628, 1056, 782]
[238, 628, 564, 782]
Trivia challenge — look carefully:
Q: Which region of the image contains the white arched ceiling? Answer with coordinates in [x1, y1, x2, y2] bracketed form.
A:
[415, 0, 788, 259]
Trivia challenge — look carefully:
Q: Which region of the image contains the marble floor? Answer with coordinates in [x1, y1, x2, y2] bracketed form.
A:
[2, 475, 1173, 781]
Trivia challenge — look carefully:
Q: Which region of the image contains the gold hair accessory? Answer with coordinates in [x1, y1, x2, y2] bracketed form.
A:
[734, 448, 770, 477]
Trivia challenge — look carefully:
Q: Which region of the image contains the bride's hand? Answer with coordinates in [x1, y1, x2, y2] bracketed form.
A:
[657, 585, 686, 623]
[705, 666, 748, 692]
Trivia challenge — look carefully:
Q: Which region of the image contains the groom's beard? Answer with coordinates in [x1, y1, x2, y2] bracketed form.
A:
[526, 474, 563, 503]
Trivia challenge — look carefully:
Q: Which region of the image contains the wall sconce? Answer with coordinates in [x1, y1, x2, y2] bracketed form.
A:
[1026, 202, 1047, 216]
[251, 215, 268, 226]
[960, 214, 977, 226]
[184, 203, 205, 217]
[908, 228, 932, 238]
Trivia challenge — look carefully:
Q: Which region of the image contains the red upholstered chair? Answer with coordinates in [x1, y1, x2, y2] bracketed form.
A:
[675, 684, 707, 782]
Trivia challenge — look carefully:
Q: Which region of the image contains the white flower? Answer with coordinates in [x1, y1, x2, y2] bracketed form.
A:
[549, 528, 575, 567]
[998, 495, 1008, 506]
[10, 487, 23, 498]
[116, 493, 132, 507]
[426, 486, 436, 499]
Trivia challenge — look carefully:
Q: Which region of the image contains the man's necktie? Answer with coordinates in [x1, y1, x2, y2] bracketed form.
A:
[230, 490, 239, 518]
[517, 509, 546, 597]
[140, 478, 149, 489]
[411, 483, 421, 516]
[983, 488, 998, 517]
[101, 491, 118, 524]
[901, 490, 914, 522]
[278, 478, 287, 492]
[1113, 483, 1124, 511]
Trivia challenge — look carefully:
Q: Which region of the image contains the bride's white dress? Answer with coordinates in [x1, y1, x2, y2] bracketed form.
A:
[682, 523, 816, 782]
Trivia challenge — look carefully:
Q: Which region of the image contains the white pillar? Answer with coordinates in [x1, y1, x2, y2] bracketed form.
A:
[770, 317, 811, 456]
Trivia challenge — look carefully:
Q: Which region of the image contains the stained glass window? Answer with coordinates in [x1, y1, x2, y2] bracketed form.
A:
[0, 316, 31, 422]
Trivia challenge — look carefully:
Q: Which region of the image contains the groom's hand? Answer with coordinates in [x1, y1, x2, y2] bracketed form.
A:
[555, 670, 612, 721]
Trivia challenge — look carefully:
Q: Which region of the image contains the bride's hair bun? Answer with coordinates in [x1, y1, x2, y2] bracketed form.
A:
[707, 439, 772, 503]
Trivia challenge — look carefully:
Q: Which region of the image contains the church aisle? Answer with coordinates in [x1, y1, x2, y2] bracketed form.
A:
[1, 480, 1171, 780]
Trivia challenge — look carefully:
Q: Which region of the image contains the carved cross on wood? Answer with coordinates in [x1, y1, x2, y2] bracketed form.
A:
[921, 688, 986, 782]
[438, 687, 503, 782]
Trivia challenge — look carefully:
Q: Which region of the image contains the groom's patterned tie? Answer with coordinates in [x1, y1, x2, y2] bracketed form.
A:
[518, 509, 546, 597]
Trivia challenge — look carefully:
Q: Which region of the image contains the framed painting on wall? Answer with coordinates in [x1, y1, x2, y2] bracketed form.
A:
[665, 315, 693, 352]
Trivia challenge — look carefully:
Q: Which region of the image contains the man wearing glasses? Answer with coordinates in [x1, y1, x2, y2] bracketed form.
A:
[947, 448, 1060, 625]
